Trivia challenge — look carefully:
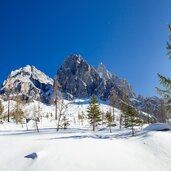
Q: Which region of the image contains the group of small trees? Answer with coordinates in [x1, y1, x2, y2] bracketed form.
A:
[86, 91, 144, 136]
[120, 91, 143, 136]
[87, 96, 115, 132]
[0, 93, 25, 125]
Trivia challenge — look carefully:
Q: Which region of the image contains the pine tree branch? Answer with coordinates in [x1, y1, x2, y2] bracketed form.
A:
[156, 87, 170, 99]
[157, 74, 171, 90]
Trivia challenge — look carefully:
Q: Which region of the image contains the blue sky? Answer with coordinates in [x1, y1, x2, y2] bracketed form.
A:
[0, 0, 171, 97]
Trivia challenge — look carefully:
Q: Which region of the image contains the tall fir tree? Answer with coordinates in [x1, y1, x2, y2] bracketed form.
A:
[87, 96, 101, 131]
[157, 25, 171, 116]
[123, 105, 141, 136]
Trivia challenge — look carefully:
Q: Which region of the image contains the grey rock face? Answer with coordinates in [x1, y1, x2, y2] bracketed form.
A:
[57, 54, 106, 98]
[140, 96, 160, 114]
[0, 65, 53, 103]
[56, 54, 135, 100]
[97, 63, 136, 98]
[131, 95, 161, 116]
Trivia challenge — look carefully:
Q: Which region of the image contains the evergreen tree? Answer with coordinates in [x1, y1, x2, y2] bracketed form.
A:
[123, 105, 141, 136]
[157, 25, 171, 116]
[120, 90, 129, 129]
[0, 100, 4, 122]
[87, 96, 101, 131]
[105, 111, 113, 133]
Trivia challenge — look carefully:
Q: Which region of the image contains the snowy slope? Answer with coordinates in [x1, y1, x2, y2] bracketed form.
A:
[0, 126, 171, 171]
[0, 97, 171, 171]
[22, 98, 121, 127]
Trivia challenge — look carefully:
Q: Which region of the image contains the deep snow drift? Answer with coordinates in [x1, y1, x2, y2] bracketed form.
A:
[0, 123, 171, 171]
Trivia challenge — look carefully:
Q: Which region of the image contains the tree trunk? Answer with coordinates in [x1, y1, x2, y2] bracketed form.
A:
[55, 98, 58, 120]
[26, 121, 28, 131]
[131, 126, 134, 136]
[109, 126, 112, 133]
[101, 112, 104, 126]
[93, 122, 95, 131]
[7, 99, 10, 122]
[112, 107, 115, 122]
[119, 115, 122, 129]
[35, 121, 39, 132]
[57, 114, 62, 131]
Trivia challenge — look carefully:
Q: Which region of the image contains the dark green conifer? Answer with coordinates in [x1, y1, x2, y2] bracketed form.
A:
[87, 96, 101, 131]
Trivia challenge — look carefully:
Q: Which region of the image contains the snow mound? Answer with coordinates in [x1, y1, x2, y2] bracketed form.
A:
[144, 123, 171, 131]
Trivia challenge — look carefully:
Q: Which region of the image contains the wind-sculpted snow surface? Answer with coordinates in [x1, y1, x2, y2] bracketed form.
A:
[0, 124, 171, 171]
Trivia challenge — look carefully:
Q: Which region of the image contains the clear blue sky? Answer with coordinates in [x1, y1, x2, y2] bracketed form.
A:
[0, 0, 171, 97]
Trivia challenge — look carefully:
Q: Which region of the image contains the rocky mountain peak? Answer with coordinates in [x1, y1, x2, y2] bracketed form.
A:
[57, 54, 103, 98]
[0, 65, 53, 103]
[97, 62, 113, 80]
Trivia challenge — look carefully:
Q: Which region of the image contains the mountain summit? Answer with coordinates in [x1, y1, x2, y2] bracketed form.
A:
[0, 65, 53, 103]
[97, 62, 113, 80]
[57, 54, 106, 98]
[56, 54, 136, 99]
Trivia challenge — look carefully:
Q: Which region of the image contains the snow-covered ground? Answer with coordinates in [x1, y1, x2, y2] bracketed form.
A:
[0, 122, 171, 171]
[1, 98, 171, 171]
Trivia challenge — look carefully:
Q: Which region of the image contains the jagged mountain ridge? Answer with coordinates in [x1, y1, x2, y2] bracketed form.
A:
[57, 54, 111, 99]
[97, 63, 136, 98]
[0, 65, 53, 103]
[0, 54, 160, 116]
[57, 54, 131, 99]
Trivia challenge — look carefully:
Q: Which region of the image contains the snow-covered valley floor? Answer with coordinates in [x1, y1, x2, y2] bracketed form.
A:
[0, 124, 171, 171]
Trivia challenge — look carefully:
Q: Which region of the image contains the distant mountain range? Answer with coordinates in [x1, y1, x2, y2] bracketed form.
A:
[0, 54, 160, 115]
